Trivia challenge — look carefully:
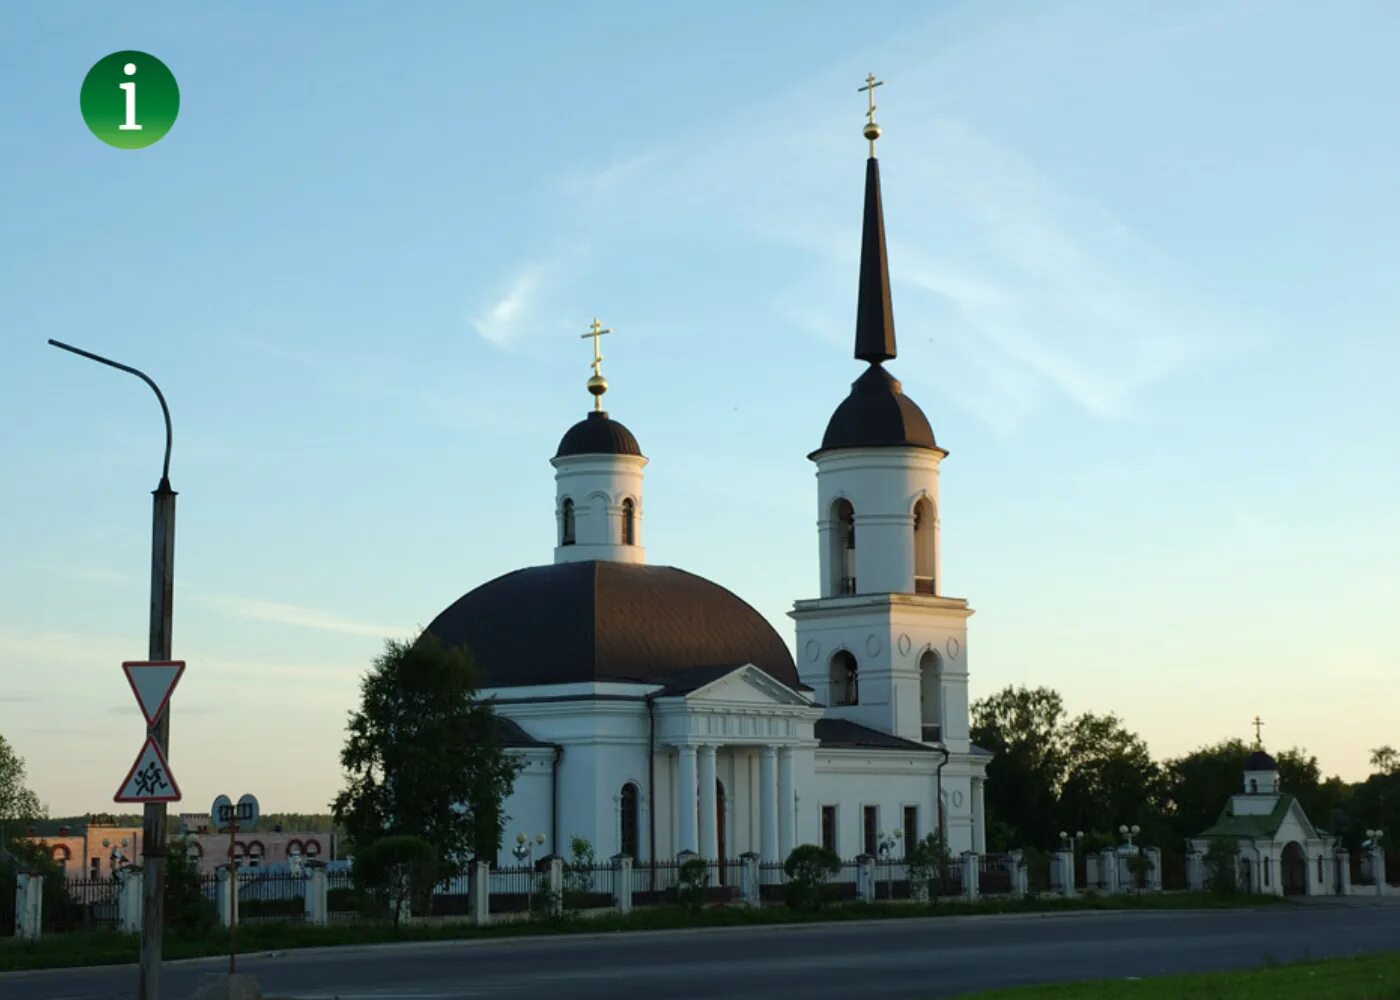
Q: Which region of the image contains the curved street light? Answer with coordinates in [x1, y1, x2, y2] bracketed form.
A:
[49, 338, 176, 1000]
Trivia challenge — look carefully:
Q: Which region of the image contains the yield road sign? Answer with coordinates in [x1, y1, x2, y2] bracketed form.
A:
[122, 660, 185, 727]
[115, 734, 181, 803]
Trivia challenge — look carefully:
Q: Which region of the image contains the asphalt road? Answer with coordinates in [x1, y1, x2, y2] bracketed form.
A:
[6, 900, 1399, 1000]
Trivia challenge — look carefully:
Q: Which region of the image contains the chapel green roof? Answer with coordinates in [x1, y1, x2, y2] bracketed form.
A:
[1199, 793, 1296, 839]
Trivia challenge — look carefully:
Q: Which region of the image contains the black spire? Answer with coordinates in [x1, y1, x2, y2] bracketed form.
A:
[854, 157, 897, 363]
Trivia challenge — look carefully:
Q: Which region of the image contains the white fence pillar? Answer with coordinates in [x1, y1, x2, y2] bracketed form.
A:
[1336, 849, 1351, 895]
[613, 855, 633, 914]
[961, 852, 979, 902]
[1371, 847, 1386, 897]
[1054, 850, 1075, 898]
[1008, 850, 1027, 899]
[471, 861, 491, 925]
[118, 869, 143, 933]
[739, 852, 761, 907]
[856, 855, 876, 904]
[14, 873, 43, 940]
[1185, 850, 1203, 892]
[1144, 848, 1162, 891]
[547, 857, 564, 916]
[1100, 850, 1120, 894]
[304, 866, 328, 926]
[218, 866, 237, 928]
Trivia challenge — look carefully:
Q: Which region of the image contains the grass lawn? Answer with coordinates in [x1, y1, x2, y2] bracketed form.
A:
[0, 892, 1284, 973]
[961, 950, 1400, 999]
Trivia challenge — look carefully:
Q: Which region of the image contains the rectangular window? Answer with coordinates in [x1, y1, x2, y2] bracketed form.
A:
[90, 857, 100, 877]
[863, 806, 878, 857]
[821, 806, 838, 854]
[903, 805, 918, 849]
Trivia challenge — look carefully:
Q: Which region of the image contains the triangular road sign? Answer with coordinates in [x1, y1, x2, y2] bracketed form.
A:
[114, 735, 182, 803]
[122, 660, 185, 727]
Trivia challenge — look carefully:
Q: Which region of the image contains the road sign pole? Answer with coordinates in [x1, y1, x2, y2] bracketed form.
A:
[139, 477, 176, 1000]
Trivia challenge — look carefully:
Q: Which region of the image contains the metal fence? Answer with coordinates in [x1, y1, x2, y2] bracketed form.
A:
[488, 863, 539, 914]
[49, 876, 121, 933]
[237, 871, 307, 924]
[327, 868, 358, 922]
[977, 854, 1014, 895]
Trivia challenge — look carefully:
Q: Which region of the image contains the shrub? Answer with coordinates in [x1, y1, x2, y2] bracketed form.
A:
[1204, 838, 1240, 896]
[783, 844, 840, 911]
[165, 835, 218, 933]
[905, 832, 954, 902]
[1126, 851, 1155, 891]
[352, 835, 437, 926]
[675, 856, 709, 912]
[562, 836, 597, 911]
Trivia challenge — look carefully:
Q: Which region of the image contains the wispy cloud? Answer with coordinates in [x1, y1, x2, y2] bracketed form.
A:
[194, 593, 405, 639]
[471, 263, 547, 346]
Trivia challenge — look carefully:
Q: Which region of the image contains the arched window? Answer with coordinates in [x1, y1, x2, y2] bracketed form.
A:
[913, 497, 935, 594]
[621, 498, 636, 545]
[619, 783, 640, 859]
[247, 841, 265, 868]
[830, 650, 858, 706]
[304, 840, 321, 858]
[1249, 779, 1258, 794]
[831, 499, 856, 595]
[918, 649, 942, 743]
[561, 498, 576, 546]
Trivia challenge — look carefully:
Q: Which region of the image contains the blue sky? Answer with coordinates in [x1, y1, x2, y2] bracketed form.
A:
[2, 1, 1397, 815]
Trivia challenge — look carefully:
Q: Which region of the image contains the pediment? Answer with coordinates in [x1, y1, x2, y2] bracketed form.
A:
[683, 664, 811, 708]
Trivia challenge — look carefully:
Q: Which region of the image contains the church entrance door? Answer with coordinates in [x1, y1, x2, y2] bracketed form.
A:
[1281, 842, 1307, 896]
[716, 780, 727, 883]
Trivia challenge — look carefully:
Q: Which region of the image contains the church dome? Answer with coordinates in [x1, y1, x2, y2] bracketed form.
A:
[1245, 749, 1277, 770]
[555, 410, 642, 459]
[423, 561, 797, 688]
[814, 363, 939, 456]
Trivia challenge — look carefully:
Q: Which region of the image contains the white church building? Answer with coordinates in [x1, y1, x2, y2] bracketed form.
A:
[424, 103, 992, 869]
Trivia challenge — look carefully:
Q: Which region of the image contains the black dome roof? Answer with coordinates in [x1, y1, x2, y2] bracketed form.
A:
[423, 561, 797, 689]
[555, 411, 642, 459]
[1245, 749, 1277, 770]
[814, 364, 939, 456]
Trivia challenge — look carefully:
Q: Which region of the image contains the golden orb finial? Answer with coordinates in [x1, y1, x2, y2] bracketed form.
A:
[858, 73, 884, 157]
[580, 317, 614, 411]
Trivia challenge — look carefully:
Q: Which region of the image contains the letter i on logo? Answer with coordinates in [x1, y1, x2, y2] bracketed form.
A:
[118, 62, 142, 131]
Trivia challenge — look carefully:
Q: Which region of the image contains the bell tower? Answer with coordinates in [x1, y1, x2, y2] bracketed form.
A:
[790, 80, 971, 754]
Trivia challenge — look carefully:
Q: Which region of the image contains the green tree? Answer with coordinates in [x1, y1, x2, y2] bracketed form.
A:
[1161, 739, 1252, 842]
[562, 835, 597, 911]
[1370, 746, 1399, 775]
[1203, 838, 1240, 896]
[332, 634, 522, 877]
[352, 834, 437, 926]
[0, 734, 44, 832]
[971, 686, 1067, 849]
[164, 835, 217, 932]
[783, 843, 841, 911]
[905, 832, 954, 902]
[1058, 712, 1162, 841]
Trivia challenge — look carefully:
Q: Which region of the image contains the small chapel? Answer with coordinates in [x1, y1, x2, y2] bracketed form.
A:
[423, 86, 992, 868]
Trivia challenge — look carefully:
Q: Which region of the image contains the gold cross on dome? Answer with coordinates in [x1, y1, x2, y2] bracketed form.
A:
[1252, 715, 1264, 747]
[858, 73, 884, 156]
[859, 73, 883, 126]
[581, 317, 613, 377]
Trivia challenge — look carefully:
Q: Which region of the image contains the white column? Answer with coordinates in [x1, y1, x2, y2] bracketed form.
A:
[778, 746, 796, 859]
[677, 745, 698, 855]
[698, 745, 718, 862]
[759, 746, 779, 862]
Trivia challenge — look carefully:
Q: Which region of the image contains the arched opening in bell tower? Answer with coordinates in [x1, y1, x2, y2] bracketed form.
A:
[621, 498, 636, 545]
[829, 650, 859, 705]
[913, 496, 935, 594]
[561, 498, 576, 546]
[919, 649, 942, 742]
[830, 498, 856, 595]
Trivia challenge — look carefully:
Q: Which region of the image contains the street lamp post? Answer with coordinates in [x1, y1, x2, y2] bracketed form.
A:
[513, 832, 546, 912]
[49, 339, 176, 1000]
[1119, 824, 1141, 849]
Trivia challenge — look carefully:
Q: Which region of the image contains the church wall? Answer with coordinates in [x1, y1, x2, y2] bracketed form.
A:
[793, 597, 972, 749]
[496, 749, 554, 867]
[809, 753, 981, 857]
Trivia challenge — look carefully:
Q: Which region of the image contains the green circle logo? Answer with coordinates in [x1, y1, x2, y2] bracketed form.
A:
[80, 51, 179, 149]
